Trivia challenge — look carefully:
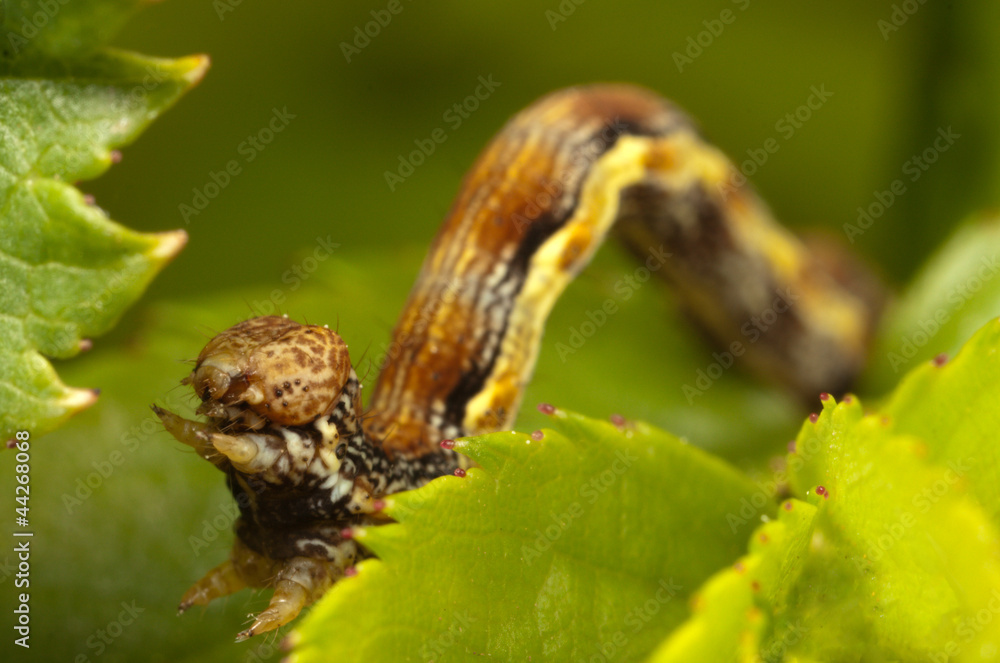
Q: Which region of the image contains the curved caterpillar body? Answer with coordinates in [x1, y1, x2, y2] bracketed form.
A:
[155, 84, 881, 640]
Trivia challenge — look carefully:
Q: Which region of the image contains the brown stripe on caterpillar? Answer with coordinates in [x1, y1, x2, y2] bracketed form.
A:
[364, 88, 689, 454]
[365, 84, 882, 458]
[156, 84, 883, 640]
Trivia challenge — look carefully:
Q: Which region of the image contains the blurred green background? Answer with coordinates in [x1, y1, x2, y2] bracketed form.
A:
[2, 0, 998, 661]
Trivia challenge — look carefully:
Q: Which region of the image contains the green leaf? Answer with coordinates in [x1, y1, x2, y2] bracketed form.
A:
[645, 500, 817, 663]
[293, 410, 771, 662]
[644, 319, 1000, 662]
[0, 245, 797, 661]
[0, 4, 995, 661]
[881, 317, 1000, 522]
[1, 0, 144, 57]
[0, 0, 206, 439]
[863, 214, 1000, 394]
[784, 389, 1000, 659]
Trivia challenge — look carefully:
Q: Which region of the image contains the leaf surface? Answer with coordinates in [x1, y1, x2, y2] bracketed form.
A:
[0, 0, 205, 438]
[649, 319, 1000, 661]
[294, 410, 770, 662]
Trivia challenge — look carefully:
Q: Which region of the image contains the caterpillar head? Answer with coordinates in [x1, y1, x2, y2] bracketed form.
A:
[155, 318, 386, 642]
[185, 315, 359, 430]
[154, 315, 382, 502]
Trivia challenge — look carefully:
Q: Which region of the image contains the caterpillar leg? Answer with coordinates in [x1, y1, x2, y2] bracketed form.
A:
[152, 405, 225, 466]
[177, 535, 348, 641]
[178, 559, 248, 613]
[154, 405, 275, 474]
[178, 535, 285, 614]
[159, 316, 457, 640]
[160, 85, 886, 642]
[234, 556, 342, 642]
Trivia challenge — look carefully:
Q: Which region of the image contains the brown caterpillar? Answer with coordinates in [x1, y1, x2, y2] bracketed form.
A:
[155, 84, 882, 641]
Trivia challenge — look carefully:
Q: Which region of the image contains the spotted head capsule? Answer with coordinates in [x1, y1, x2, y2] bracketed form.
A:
[157, 314, 466, 640]
[185, 315, 355, 428]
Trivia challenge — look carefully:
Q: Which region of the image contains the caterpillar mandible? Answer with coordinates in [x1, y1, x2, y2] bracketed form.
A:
[154, 84, 882, 641]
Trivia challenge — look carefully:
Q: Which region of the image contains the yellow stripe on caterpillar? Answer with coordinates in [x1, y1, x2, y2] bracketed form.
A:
[156, 84, 883, 640]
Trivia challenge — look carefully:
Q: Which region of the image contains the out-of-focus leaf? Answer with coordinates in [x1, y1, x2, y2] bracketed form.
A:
[863, 214, 1000, 395]
[646, 319, 1000, 661]
[0, 0, 205, 439]
[645, 500, 816, 663]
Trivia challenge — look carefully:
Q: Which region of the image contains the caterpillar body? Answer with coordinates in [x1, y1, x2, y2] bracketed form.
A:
[155, 84, 881, 640]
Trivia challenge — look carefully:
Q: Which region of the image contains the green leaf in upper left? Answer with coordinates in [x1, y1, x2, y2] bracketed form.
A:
[0, 0, 207, 440]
